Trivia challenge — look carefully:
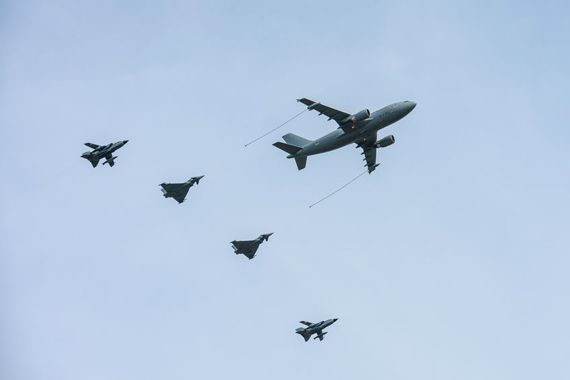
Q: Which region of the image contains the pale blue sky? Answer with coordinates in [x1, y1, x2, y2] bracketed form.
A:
[1, 1, 569, 379]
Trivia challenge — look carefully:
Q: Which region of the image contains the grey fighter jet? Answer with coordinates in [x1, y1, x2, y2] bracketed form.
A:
[295, 318, 338, 342]
[273, 98, 416, 173]
[81, 140, 129, 167]
[231, 233, 273, 259]
[160, 176, 205, 204]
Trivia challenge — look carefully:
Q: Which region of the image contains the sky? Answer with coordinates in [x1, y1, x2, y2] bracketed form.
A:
[1, 0, 569, 379]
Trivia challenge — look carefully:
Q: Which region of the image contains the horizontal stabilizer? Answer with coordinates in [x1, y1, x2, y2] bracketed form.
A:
[273, 142, 302, 155]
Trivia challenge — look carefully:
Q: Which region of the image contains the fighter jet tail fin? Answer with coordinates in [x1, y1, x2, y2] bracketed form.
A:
[191, 175, 204, 185]
[84, 157, 99, 168]
[296, 328, 311, 342]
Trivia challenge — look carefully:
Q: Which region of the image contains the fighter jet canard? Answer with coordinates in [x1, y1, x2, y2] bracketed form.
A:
[160, 176, 205, 204]
[230, 233, 273, 260]
[273, 98, 417, 173]
[295, 318, 338, 342]
[81, 140, 129, 168]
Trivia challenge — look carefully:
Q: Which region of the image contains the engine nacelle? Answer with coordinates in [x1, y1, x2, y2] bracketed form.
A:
[342, 109, 370, 124]
[375, 135, 395, 148]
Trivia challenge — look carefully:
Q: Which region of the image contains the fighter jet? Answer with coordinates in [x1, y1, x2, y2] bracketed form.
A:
[231, 233, 273, 259]
[273, 98, 416, 173]
[81, 140, 129, 167]
[160, 176, 205, 204]
[295, 318, 338, 342]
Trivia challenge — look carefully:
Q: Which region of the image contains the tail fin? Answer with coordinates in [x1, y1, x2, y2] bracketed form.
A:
[86, 157, 99, 168]
[282, 133, 312, 147]
[273, 136, 310, 170]
[294, 156, 307, 170]
[273, 142, 302, 155]
[296, 328, 311, 342]
[191, 175, 204, 185]
[273, 143, 308, 171]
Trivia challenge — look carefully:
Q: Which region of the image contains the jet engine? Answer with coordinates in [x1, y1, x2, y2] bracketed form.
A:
[375, 135, 395, 148]
[342, 109, 370, 124]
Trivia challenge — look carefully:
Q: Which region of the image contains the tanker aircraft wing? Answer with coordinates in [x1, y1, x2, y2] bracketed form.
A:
[357, 132, 379, 173]
[297, 98, 350, 126]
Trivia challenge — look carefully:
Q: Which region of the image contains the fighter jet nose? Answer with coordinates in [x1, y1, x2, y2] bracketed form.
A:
[123, 140, 129, 144]
[333, 318, 338, 322]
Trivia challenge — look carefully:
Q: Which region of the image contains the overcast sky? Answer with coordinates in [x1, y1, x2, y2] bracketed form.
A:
[1, 1, 569, 379]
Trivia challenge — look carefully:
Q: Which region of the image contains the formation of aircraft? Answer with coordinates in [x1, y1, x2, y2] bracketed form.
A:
[80, 98, 416, 342]
[274, 98, 416, 173]
[230, 233, 273, 260]
[160, 176, 205, 204]
[295, 318, 339, 341]
[81, 140, 129, 167]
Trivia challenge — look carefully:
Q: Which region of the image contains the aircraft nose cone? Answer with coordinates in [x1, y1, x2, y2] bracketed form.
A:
[333, 318, 338, 322]
[123, 140, 129, 144]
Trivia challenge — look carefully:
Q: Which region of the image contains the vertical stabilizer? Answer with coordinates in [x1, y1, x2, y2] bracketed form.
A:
[294, 156, 307, 170]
